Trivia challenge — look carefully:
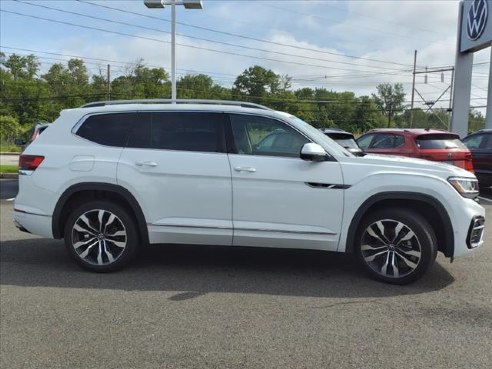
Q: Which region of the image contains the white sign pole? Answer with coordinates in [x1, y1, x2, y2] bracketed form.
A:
[486, 45, 492, 129]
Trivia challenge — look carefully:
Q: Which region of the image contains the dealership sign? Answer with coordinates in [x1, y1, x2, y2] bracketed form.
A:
[460, 0, 492, 52]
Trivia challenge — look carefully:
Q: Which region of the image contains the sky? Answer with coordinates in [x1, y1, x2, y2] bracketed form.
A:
[1, 0, 490, 116]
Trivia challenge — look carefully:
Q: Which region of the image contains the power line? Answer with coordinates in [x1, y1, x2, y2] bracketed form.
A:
[3, 9, 414, 74]
[13, 0, 409, 73]
[75, 0, 413, 68]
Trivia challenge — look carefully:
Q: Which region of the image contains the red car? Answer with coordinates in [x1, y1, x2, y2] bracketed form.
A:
[357, 129, 474, 172]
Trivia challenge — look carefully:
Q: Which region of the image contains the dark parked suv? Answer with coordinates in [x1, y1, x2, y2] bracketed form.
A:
[463, 129, 492, 188]
[320, 128, 364, 156]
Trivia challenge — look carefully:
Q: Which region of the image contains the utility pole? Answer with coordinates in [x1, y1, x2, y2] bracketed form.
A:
[410, 50, 417, 127]
[107, 64, 111, 101]
[448, 68, 455, 130]
[413, 66, 455, 128]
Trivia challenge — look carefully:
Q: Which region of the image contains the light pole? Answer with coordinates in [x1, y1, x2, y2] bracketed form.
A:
[144, 0, 203, 103]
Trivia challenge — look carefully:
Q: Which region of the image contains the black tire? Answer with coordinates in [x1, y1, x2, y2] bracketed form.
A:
[64, 200, 139, 272]
[355, 208, 437, 285]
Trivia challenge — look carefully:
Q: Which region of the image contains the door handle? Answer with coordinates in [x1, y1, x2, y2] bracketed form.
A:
[135, 161, 158, 167]
[234, 166, 256, 173]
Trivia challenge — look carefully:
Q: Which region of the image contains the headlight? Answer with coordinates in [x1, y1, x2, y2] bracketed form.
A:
[448, 177, 479, 199]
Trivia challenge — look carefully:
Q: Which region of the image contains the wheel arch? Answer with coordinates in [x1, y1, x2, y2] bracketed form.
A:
[52, 183, 149, 245]
[345, 192, 454, 257]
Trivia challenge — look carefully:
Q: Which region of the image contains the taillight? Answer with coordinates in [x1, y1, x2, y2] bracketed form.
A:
[464, 153, 474, 173]
[19, 155, 44, 171]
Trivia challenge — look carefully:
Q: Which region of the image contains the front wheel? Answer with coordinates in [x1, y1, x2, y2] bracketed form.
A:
[64, 200, 139, 272]
[355, 208, 437, 284]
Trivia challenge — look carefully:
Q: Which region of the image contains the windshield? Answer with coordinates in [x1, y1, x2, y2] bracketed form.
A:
[284, 115, 354, 157]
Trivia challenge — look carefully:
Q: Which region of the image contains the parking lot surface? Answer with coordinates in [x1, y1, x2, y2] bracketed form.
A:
[1, 180, 491, 369]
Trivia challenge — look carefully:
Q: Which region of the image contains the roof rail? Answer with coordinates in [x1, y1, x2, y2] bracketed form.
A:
[81, 99, 272, 111]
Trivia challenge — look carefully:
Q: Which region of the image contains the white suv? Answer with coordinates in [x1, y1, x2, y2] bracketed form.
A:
[14, 100, 486, 284]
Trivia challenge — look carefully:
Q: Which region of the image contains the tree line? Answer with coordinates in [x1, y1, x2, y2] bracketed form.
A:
[0, 53, 485, 144]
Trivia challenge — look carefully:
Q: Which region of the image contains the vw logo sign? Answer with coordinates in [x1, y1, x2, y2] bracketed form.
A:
[467, 0, 488, 40]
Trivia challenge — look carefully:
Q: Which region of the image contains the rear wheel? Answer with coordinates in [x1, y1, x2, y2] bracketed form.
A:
[355, 208, 437, 284]
[64, 200, 139, 272]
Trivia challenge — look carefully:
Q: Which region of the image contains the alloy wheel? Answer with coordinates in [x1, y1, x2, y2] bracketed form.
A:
[360, 219, 422, 279]
[71, 209, 127, 266]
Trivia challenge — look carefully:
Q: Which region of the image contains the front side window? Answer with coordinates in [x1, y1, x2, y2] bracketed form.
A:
[229, 114, 309, 157]
[127, 112, 226, 153]
[76, 113, 136, 147]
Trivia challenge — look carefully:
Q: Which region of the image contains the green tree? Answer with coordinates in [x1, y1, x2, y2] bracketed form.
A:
[0, 115, 21, 144]
[232, 65, 280, 103]
[2, 54, 40, 81]
[1, 54, 51, 125]
[351, 96, 385, 133]
[178, 74, 231, 100]
[372, 83, 406, 127]
[111, 61, 170, 99]
[469, 110, 485, 133]
[42, 58, 91, 112]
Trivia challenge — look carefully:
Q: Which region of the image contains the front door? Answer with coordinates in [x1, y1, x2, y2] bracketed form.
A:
[227, 113, 345, 251]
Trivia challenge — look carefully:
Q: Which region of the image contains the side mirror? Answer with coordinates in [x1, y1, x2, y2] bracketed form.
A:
[300, 143, 328, 162]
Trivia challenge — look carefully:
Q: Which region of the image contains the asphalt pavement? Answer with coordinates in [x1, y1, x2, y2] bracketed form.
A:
[1, 180, 491, 369]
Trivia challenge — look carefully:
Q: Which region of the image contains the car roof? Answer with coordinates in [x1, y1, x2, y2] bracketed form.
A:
[365, 128, 458, 137]
[80, 99, 272, 111]
[468, 129, 492, 134]
[64, 99, 284, 120]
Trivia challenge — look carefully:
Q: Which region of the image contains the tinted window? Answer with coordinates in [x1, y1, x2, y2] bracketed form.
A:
[127, 112, 226, 153]
[370, 134, 404, 149]
[463, 134, 487, 149]
[356, 134, 374, 150]
[326, 133, 359, 149]
[485, 135, 492, 149]
[416, 134, 466, 149]
[230, 114, 309, 157]
[76, 113, 136, 147]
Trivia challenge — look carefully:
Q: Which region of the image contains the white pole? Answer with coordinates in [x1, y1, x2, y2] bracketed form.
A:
[486, 45, 492, 129]
[171, 0, 177, 103]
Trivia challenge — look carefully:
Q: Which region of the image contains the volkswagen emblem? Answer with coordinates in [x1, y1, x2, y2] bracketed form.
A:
[467, 0, 488, 41]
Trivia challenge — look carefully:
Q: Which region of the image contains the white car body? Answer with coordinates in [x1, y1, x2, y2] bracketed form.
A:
[13, 101, 485, 282]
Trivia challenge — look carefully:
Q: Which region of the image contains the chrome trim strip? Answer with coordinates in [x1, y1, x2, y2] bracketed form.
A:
[235, 228, 336, 236]
[148, 223, 231, 230]
[14, 209, 51, 218]
[148, 223, 335, 236]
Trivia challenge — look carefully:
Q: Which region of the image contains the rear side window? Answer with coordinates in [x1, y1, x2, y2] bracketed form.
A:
[463, 134, 488, 149]
[370, 134, 405, 149]
[416, 134, 466, 150]
[76, 113, 136, 147]
[127, 112, 227, 153]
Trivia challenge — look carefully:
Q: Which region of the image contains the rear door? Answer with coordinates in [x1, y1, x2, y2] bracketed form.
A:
[227, 113, 345, 251]
[117, 111, 233, 246]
